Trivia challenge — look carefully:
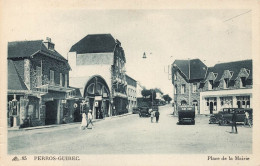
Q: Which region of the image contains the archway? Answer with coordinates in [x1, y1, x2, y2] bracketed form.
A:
[181, 100, 187, 105]
[83, 75, 110, 119]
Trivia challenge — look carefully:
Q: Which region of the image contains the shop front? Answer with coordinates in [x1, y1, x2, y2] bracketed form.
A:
[83, 76, 111, 119]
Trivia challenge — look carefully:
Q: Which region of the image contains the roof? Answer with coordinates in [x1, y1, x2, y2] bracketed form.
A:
[173, 59, 207, 81]
[210, 60, 252, 81]
[8, 60, 28, 91]
[8, 40, 67, 61]
[69, 34, 117, 54]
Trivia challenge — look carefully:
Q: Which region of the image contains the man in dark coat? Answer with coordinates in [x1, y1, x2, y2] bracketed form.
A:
[155, 110, 160, 123]
[231, 111, 238, 134]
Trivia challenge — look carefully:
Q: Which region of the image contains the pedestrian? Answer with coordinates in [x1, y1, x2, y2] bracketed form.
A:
[87, 110, 94, 129]
[150, 109, 154, 123]
[231, 111, 238, 134]
[155, 110, 160, 123]
[80, 112, 87, 130]
[244, 111, 251, 127]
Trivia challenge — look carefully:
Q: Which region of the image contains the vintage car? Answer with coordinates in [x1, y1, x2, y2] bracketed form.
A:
[209, 109, 230, 124]
[177, 106, 195, 125]
[218, 108, 252, 126]
[152, 105, 159, 112]
[139, 107, 151, 117]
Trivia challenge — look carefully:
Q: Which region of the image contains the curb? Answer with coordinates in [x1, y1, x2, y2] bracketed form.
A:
[8, 113, 133, 131]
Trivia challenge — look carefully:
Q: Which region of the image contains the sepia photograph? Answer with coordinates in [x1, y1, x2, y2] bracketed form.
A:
[1, 0, 259, 165]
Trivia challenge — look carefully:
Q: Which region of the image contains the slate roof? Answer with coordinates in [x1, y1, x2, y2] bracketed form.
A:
[173, 59, 207, 81]
[209, 60, 252, 81]
[8, 60, 28, 91]
[8, 40, 67, 61]
[69, 34, 117, 54]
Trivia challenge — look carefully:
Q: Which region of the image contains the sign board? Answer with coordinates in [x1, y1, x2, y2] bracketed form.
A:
[95, 96, 102, 101]
[103, 93, 108, 98]
[62, 100, 67, 104]
[42, 97, 53, 102]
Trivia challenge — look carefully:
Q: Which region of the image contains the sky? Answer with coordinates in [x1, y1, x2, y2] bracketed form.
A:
[3, 7, 252, 97]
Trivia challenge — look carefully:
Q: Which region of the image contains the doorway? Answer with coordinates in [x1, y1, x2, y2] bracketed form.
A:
[209, 102, 214, 114]
[45, 100, 57, 125]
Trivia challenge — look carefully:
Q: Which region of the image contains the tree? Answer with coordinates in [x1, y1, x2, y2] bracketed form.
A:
[141, 89, 151, 98]
[163, 94, 172, 103]
[141, 89, 157, 100]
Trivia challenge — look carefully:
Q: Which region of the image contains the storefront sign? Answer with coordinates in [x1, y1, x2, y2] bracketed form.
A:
[103, 93, 108, 98]
[95, 96, 102, 101]
[42, 97, 54, 102]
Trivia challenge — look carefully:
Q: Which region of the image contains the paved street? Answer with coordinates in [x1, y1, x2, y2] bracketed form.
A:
[8, 104, 252, 154]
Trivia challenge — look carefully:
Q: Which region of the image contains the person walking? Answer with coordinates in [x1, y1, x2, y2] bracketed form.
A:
[155, 110, 160, 123]
[150, 109, 154, 123]
[244, 111, 251, 127]
[87, 110, 94, 129]
[231, 111, 238, 134]
[80, 112, 87, 130]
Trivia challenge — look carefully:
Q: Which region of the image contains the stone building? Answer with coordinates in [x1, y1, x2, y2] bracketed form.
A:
[172, 59, 253, 115]
[7, 38, 79, 128]
[68, 34, 128, 118]
[126, 75, 137, 112]
[172, 59, 207, 114]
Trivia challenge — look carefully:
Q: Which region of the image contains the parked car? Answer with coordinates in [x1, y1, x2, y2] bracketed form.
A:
[139, 107, 150, 117]
[132, 107, 140, 114]
[177, 106, 195, 125]
[209, 109, 230, 124]
[218, 108, 252, 126]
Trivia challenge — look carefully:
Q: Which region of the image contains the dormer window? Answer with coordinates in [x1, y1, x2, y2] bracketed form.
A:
[224, 78, 229, 89]
[208, 80, 213, 90]
[240, 77, 246, 88]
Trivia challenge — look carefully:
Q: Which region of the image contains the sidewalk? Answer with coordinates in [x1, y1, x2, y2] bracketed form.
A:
[8, 112, 133, 132]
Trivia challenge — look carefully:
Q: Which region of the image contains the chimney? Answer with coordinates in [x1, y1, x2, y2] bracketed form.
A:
[43, 37, 55, 50]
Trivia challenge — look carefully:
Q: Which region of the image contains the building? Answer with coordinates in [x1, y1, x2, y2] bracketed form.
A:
[68, 34, 128, 118]
[199, 60, 252, 114]
[126, 75, 137, 112]
[172, 59, 207, 114]
[8, 38, 80, 128]
[172, 59, 253, 115]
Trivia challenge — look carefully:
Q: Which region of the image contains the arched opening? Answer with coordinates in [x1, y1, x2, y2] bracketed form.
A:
[83, 76, 110, 119]
[181, 100, 187, 105]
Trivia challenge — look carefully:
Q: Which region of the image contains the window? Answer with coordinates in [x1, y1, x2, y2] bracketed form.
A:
[192, 83, 197, 93]
[224, 78, 229, 89]
[174, 85, 177, 94]
[50, 70, 54, 85]
[36, 66, 42, 86]
[208, 80, 213, 90]
[60, 73, 63, 86]
[237, 96, 250, 108]
[174, 73, 177, 81]
[65, 74, 67, 88]
[240, 77, 246, 88]
[181, 84, 186, 94]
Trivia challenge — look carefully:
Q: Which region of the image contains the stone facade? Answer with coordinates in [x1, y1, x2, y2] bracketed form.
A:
[8, 38, 77, 128]
[173, 69, 201, 114]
